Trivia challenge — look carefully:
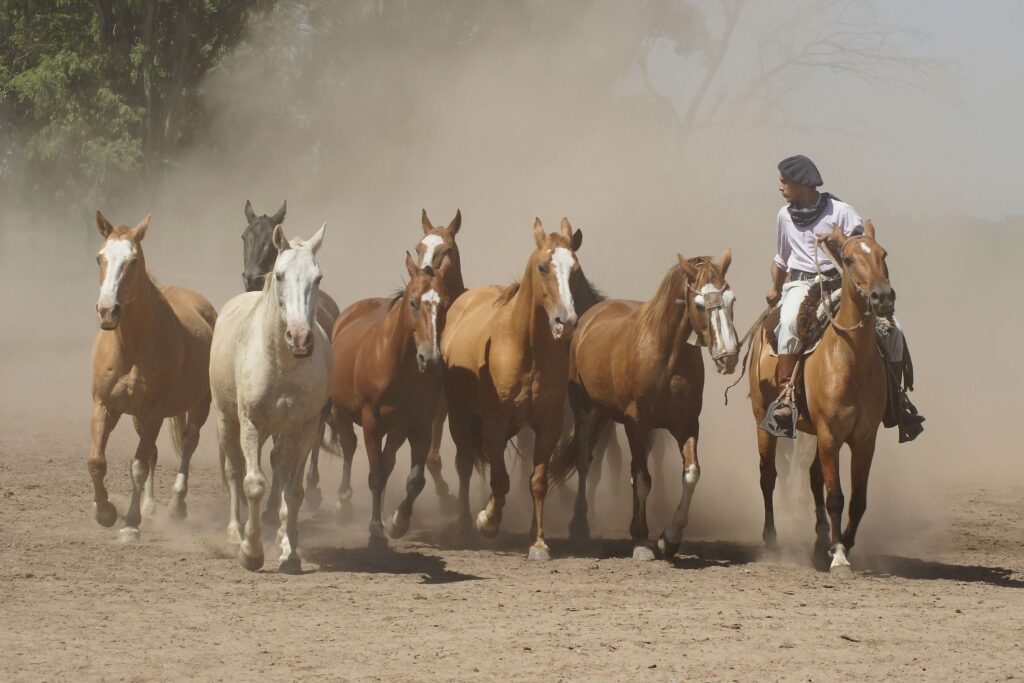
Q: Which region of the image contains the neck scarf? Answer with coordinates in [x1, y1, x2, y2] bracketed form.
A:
[787, 192, 837, 227]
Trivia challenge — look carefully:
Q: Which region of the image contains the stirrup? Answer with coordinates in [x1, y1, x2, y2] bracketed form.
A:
[897, 395, 925, 443]
[760, 395, 797, 439]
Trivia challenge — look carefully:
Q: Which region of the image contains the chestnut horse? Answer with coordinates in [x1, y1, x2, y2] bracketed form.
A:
[749, 222, 893, 576]
[241, 199, 340, 512]
[329, 254, 451, 540]
[89, 212, 217, 541]
[550, 252, 739, 560]
[441, 218, 587, 560]
[211, 224, 330, 573]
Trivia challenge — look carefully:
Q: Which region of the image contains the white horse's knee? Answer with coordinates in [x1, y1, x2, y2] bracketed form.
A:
[243, 473, 266, 501]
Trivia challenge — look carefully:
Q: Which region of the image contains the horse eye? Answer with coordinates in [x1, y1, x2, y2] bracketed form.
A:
[410, 299, 419, 310]
[276, 271, 284, 281]
[844, 257, 854, 266]
[538, 264, 549, 275]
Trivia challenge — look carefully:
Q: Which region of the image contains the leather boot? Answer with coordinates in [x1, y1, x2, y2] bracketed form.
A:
[770, 353, 799, 433]
[890, 361, 925, 443]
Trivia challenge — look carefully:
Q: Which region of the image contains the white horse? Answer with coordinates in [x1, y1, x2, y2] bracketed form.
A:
[210, 223, 331, 573]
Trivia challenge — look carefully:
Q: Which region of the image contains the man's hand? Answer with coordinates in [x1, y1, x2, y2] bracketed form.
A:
[766, 287, 782, 306]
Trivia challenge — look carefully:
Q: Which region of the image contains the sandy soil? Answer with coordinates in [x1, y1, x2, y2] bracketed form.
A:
[2, 341, 1023, 682]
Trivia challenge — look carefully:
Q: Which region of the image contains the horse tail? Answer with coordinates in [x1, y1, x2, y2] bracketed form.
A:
[547, 429, 580, 487]
[167, 414, 187, 457]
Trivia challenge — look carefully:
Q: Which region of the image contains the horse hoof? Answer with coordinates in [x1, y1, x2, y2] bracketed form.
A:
[304, 487, 323, 511]
[278, 557, 302, 575]
[94, 501, 118, 528]
[657, 534, 680, 559]
[388, 511, 410, 539]
[438, 493, 459, 517]
[168, 499, 188, 521]
[527, 546, 551, 561]
[830, 562, 855, 579]
[239, 543, 264, 572]
[475, 511, 500, 538]
[369, 521, 387, 539]
[119, 527, 140, 544]
[632, 545, 656, 562]
[334, 500, 354, 525]
[367, 535, 389, 553]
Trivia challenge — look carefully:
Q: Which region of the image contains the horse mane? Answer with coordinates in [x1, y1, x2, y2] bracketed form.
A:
[636, 258, 711, 344]
[388, 284, 406, 309]
[574, 273, 606, 316]
[495, 279, 521, 307]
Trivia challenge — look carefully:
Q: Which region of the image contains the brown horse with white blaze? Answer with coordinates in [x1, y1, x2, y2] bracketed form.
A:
[329, 253, 452, 540]
[550, 251, 739, 560]
[89, 212, 217, 541]
[750, 221, 893, 576]
[441, 217, 586, 560]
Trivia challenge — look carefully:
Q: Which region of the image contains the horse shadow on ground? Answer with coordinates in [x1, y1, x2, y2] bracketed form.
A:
[858, 554, 1024, 588]
[304, 539, 483, 584]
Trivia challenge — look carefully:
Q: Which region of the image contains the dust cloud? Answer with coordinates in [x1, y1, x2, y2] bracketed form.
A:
[1, 1, 1020, 560]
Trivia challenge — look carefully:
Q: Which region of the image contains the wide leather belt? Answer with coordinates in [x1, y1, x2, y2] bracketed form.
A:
[790, 268, 839, 282]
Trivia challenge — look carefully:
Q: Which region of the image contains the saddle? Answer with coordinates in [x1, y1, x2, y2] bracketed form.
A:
[762, 276, 842, 356]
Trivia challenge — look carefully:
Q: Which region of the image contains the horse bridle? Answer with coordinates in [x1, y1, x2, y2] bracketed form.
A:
[677, 261, 733, 360]
[814, 233, 886, 331]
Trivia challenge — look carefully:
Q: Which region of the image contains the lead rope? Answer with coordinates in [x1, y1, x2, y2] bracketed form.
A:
[722, 305, 772, 405]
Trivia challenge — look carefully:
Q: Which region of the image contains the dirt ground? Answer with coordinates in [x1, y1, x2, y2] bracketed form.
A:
[2, 339, 1023, 682]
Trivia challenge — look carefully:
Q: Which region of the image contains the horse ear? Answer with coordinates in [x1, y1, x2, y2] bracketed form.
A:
[571, 228, 583, 251]
[560, 217, 573, 242]
[533, 218, 545, 248]
[406, 251, 418, 278]
[273, 224, 290, 252]
[447, 209, 461, 236]
[272, 200, 287, 226]
[421, 209, 434, 235]
[864, 219, 876, 240]
[132, 214, 151, 242]
[308, 223, 326, 254]
[716, 247, 732, 276]
[95, 210, 114, 239]
[244, 199, 256, 224]
[677, 253, 698, 280]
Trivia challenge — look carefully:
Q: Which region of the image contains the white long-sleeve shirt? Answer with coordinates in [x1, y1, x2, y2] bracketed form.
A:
[774, 196, 864, 273]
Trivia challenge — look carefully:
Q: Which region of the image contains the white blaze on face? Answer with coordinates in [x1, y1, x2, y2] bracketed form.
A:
[274, 247, 319, 328]
[420, 288, 441, 358]
[419, 234, 444, 269]
[551, 247, 576, 321]
[98, 239, 134, 307]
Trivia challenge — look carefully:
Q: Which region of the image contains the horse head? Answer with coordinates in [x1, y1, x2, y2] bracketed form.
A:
[94, 211, 150, 330]
[530, 217, 583, 341]
[677, 248, 739, 374]
[416, 209, 463, 284]
[822, 220, 894, 317]
[241, 199, 287, 292]
[404, 252, 451, 373]
[271, 222, 325, 358]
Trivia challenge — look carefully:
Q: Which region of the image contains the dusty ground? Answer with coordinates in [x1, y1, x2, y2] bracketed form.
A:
[2, 343, 1023, 682]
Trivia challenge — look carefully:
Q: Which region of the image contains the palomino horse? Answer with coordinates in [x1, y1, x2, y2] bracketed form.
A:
[749, 221, 893, 576]
[441, 217, 590, 560]
[89, 212, 217, 541]
[550, 252, 739, 560]
[211, 224, 330, 573]
[329, 254, 452, 541]
[241, 199, 340, 511]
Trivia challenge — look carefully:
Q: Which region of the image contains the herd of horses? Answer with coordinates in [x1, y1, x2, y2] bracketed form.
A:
[87, 202, 899, 578]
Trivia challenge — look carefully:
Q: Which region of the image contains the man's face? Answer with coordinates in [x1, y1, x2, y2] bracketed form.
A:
[779, 173, 797, 202]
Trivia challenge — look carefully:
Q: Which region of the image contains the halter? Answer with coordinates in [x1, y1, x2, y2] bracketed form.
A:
[677, 260, 731, 359]
[813, 233, 878, 332]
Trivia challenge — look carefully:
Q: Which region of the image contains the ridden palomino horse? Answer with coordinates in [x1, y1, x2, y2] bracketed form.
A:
[329, 254, 452, 541]
[442, 217, 592, 560]
[749, 221, 894, 576]
[89, 212, 217, 541]
[241, 199, 340, 512]
[211, 224, 331, 573]
[550, 252, 740, 560]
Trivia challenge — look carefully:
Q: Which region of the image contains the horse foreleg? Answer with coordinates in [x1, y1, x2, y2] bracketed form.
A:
[815, 431, 852, 578]
[567, 407, 596, 547]
[624, 422, 654, 561]
[842, 435, 877, 553]
[120, 415, 162, 543]
[446, 402, 476, 533]
[524, 422, 560, 561]
[303, 402, 330, 512]
[239, 418, 268, 571]
[279, 421, 319, 574]
[365, 419, 401, 542]
[389, 425, 430, 539]
[332, 407, 357, 524]
[88, 402, 121, 528]
[132, 416, 158, 521]
[475, 421, 511, 541]
[217, 412, 245, 552]
[809, 453, 829, 554]
[261, 435, 284, 530]
[757, 428, 779, 549]
[426, 396, 457, 515]
[169, 395, 210, 521]
[659, 429, 701, 560]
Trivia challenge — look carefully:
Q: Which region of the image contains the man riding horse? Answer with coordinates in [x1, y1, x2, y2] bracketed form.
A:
[764, 154, 924, 442]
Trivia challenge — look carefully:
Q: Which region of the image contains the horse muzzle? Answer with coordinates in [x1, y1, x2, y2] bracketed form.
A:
[285, 325, 314, 358]
[550, 314, 577, 341]
[714, 353, 739, 375]
[416, 349, 441, 373]
[242, 272, 265, 293]
[870, 284, 896, 317]
[96, 302, 122, 330]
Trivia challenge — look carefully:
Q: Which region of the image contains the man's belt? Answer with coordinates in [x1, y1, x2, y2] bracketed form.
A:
[790, 268, 839, 282]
